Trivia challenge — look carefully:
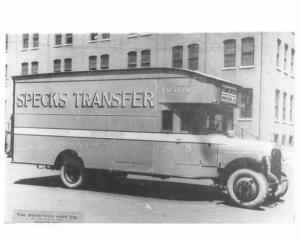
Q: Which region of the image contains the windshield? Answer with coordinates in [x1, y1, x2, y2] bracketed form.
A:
[161, 103, 233, 135]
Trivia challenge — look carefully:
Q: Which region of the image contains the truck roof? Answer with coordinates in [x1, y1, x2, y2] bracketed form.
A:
[12, 67, 242, 88]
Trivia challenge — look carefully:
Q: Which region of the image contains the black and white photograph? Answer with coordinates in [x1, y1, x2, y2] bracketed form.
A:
[0, 0, 299, 239]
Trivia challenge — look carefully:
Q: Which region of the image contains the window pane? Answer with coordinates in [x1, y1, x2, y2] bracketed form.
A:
[290, 95, 293, 122]
[275, 90, 280, 120]
[128, 51, 137, 68]
[224, 40, 236, 67]
[188, 44, 199, 70]
[23, 34, 29, 49]
[21, 62, 28, 75]
[240, 88, 253, 118]
[102, 33, 110, 39]
[55, 34, 62, 45]
[31, 62, 38, 74]
[241, 37, 254, 66]
[162, 110, 173, 131]
[141, 50, 151, 67]
[89, 56, 97, 70]
[66, 33, 73, 44]
[172, 46, 183, 68]
[54, 59, 61, 72]
[90, 33, 98, 41]
[101, 55, 109, 69]
[6, 34, 8, 50]
[33, 33, 39, 47]
[282, 92, 287, 121]
[64, 58, 72, 72]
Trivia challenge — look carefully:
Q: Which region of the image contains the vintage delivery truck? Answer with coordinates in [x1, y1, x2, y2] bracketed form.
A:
[11, 67, 288, 209]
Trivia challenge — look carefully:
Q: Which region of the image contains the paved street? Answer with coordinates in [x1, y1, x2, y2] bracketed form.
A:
[5, 157, 294, 223]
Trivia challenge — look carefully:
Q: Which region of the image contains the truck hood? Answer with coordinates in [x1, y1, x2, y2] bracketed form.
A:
[204, 134, 275, 155]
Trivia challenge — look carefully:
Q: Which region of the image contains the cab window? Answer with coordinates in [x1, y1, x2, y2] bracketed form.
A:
[161, 110, 173, 131]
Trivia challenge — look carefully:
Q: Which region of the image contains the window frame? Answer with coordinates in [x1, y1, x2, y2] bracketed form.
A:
[33, 33, 39, 48]
[128, 51, 137, 68]
[240, 88, 253, 118]
[22, 33, 29, 49]
[188, 44, 199, 70]
[282, 92, 287, 121]
[31, 61, 38, 74]
[141, 49, 151, 67]
[53, 59, 61, 73]
[100, 54, 109, 69]
[275, 89, 280, 120]
[241, 37, 255, 66]
[276, 39, 281, 68]
[291, 48, 295, 75]
[55, 34, 62, 46]
[284, 44, 288, 71]
[21, 62, 28, 75]
[89, 55, 97, 70]
[223, 39, 236, 68]
[90, 33, 98, 41]
[64, 58, 72, 72]
[289, 94, 294, 122]
[172, 45, 183, 68]
[65, 33, 73, 45]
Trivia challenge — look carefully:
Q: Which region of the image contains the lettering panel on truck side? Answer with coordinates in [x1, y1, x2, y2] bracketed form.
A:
[15, 79, 157, 116]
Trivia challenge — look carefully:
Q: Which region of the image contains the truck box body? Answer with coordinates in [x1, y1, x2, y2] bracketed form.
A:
[12, 68, 240, 179]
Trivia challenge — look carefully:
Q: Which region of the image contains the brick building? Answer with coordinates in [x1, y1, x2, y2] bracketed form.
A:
[5, 32, 295, 145]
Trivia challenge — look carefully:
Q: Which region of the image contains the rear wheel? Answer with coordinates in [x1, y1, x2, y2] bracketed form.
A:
[60, 158, 85, 189]
[227, 168, 268, 209]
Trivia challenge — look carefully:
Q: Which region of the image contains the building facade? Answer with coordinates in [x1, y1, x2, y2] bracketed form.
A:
[5, 32, 295, 145]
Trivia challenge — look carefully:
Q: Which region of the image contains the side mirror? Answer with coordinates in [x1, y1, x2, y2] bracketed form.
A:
[227, 130, 234, 138]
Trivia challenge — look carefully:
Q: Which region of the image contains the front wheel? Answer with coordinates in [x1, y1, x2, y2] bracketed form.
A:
[60, 158, 85, 189]
[227, 169, 268, 209]
[273, 173, 289, 200]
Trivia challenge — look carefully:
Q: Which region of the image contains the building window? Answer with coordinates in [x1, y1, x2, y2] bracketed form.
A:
[33, 33, 39, 48]
[100, 54, 109, 69]
[240, 88, 253, 118]
[276, 39, 281, 68]
[282, 92, 287, 121]
[281, 135, 286, 145]
[5, 34, 8, 51]
[284, 44, 288, 71]
[31, 62, 38, 74]
[53, 59, 61, 72]
[224, 40, 236, 68]
[275, 89, 280, 120]
[21, 62, 28, 75]
[172, 46, 183, 68]
[162, 110, 173, 131]
[64, 58, 72, 72]
[289, 136, 293, 145]
[188, 44, 199, 70]
[289, 95, 294, 122]
[23, 34, 29, 49]
[66, 33, 73, 44]
[5, 64, 7, 79]
[55, 34, 62, 45]
[141, 50, 151, 67]
[291, 48, 295, 74]
[241, 37, 254, 66]
[101, 33, 110, 40]
[273, 134, 279, 143]
[128, 51, 137, 68]
[89, 56, 97, 70]
[90, 33, 98, 41]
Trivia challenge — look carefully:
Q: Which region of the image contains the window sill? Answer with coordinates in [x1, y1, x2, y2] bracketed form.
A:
[127, 34, 139, 39]
[88, 40, 98, 43]
[21, 48, 29, 51]
[239, 65, 254, 69]
[274, 119, 280, 123]
[276, 67, 282, 72]
[53, 45, 63, 48]
[30, 47, 39, 50]
[283, 71, 289, 76]
[237, 118, 253, 121]
[140, 33, 152, 37]
[282, 121, 287, 124]
[222, 67, 236, 71]
[64, 43, 73, 47]
[99, 39, 110, 42]
[291, 74, 295, 79]
[289, 122, 294, 126]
